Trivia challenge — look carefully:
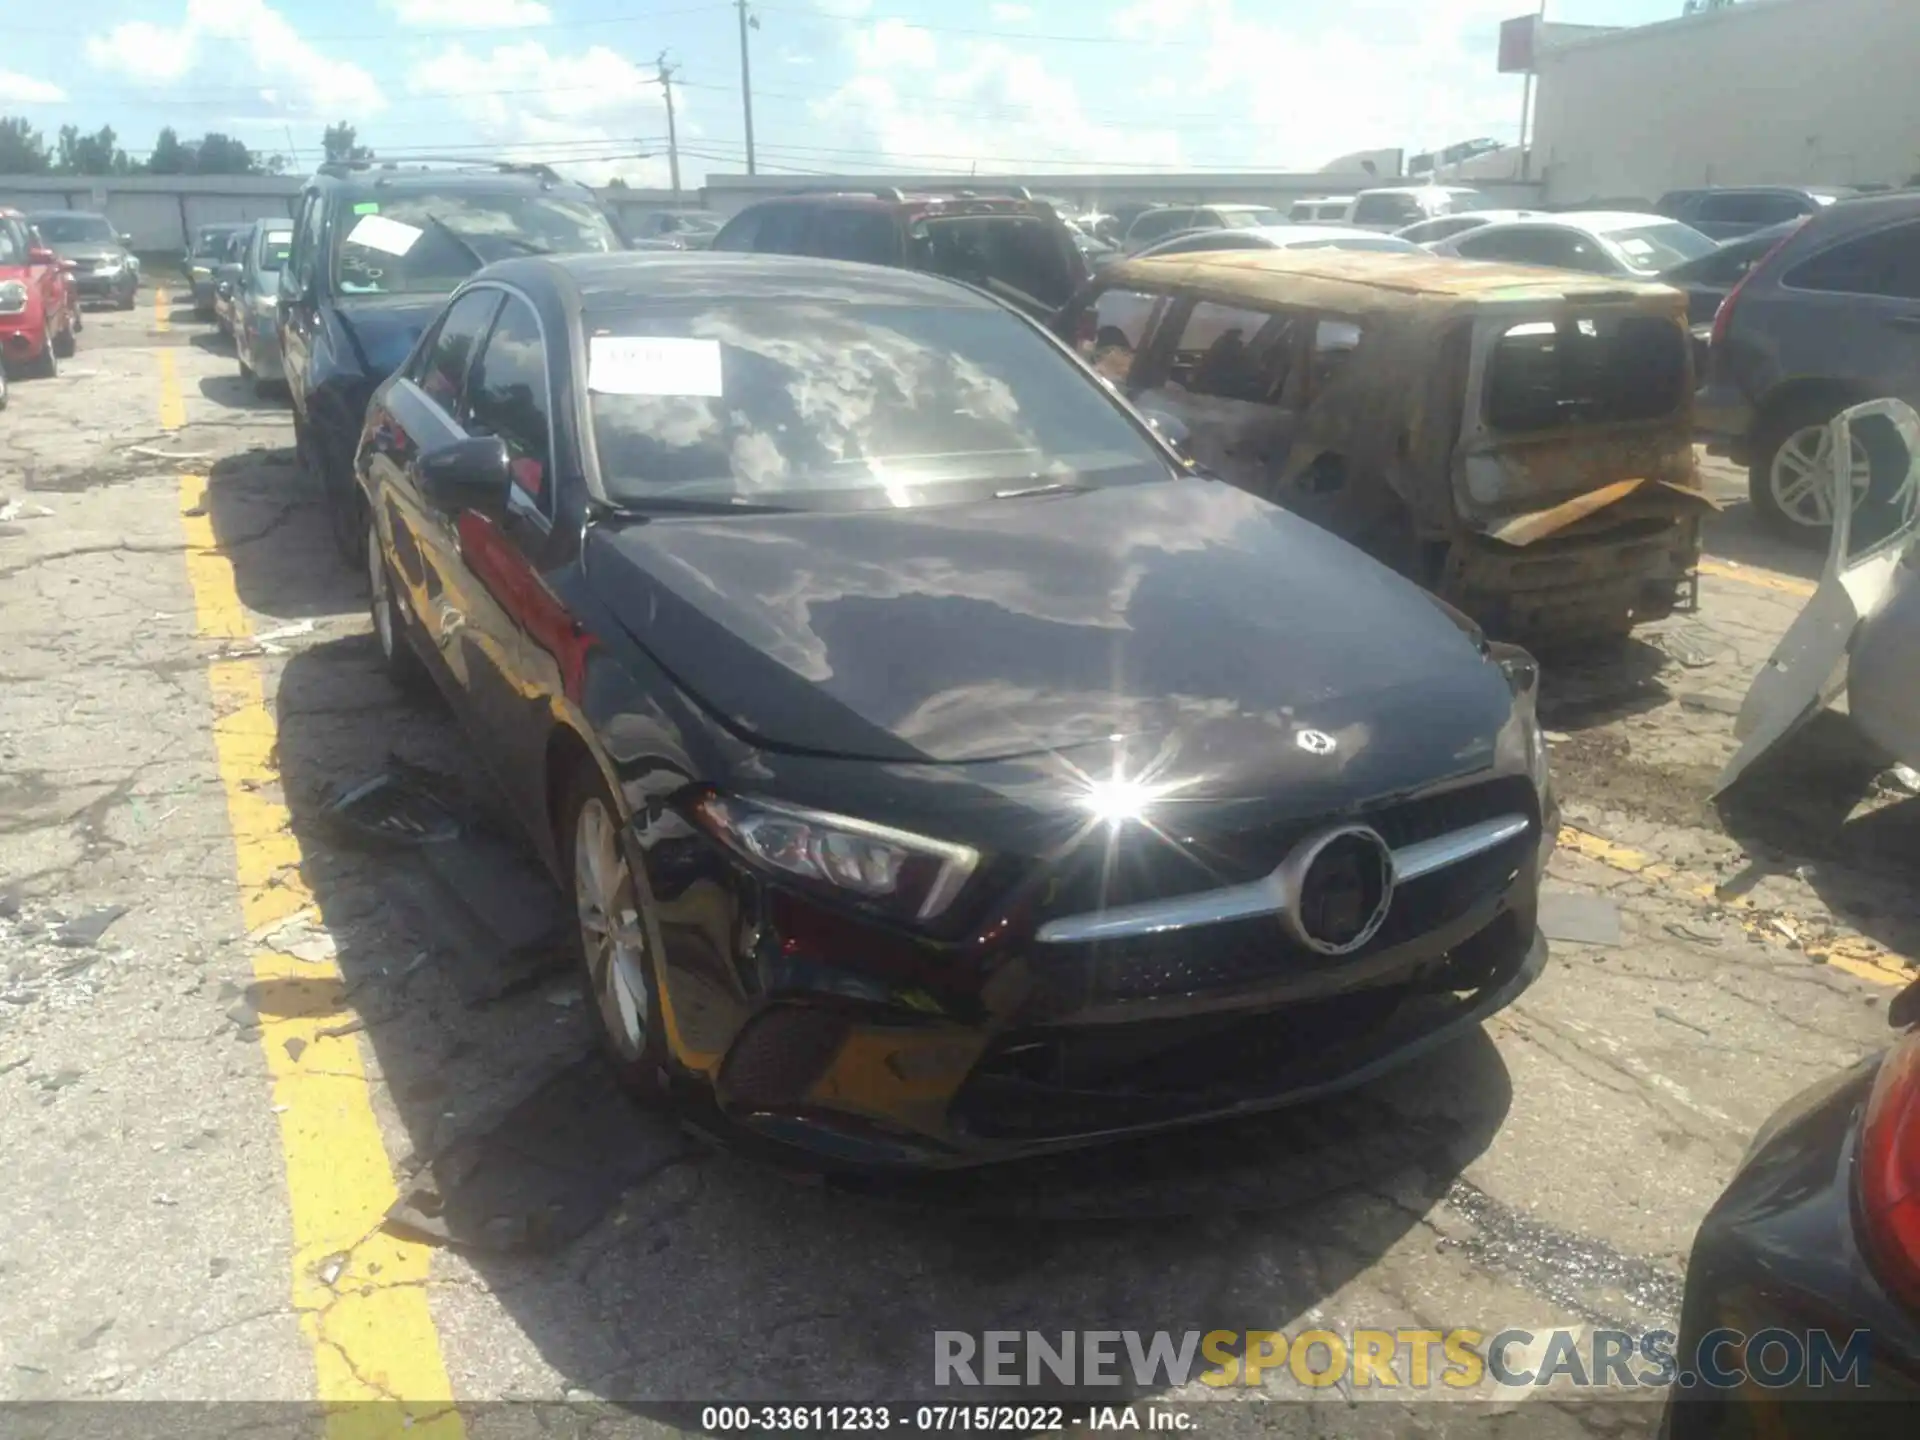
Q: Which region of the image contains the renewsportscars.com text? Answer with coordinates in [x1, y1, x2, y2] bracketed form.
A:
[934, 1327, 1874, 1392]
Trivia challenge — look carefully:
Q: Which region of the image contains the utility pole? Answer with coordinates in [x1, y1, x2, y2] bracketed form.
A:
[736, 0, 758, 175]
[657, 51, 681, 195]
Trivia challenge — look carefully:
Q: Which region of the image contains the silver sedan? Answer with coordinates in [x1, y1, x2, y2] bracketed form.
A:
[229, 221, 295, 394]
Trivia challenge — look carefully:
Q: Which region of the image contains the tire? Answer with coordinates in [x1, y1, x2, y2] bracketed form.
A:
[0, 367, 9, 411]
[25, 334, 57, 380]
[562, 766, 670, 1102]
[1749, 395, 1871, 546]
[366, 510, 432, 696]
[52, 321, 75, 360]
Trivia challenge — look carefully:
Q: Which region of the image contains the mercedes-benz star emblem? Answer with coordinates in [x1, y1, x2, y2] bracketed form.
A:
[1278, 825, 1395, 956]
[1295, 728, 1337, 756]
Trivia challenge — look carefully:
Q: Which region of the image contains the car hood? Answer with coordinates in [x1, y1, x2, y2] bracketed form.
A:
[330, 296, 445, 382]
[585, 479, 1517, 782]
[53, 246, 126, 263]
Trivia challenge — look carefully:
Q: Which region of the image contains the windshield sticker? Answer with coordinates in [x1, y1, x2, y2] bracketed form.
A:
[346, 214, 422, 256]
[352, 201, 381, 215]
[588, 336, 724, 397]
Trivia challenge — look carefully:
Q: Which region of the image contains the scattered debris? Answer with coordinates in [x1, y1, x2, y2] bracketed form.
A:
[0, 1056, 29, 1077]
[1537, 890, 1624, 947]
[75, 1320, 114, 1351]
[1771, 917, 1802, 948]
[31, 1068, 84, 1093]
[316, 1018, 366, 1039]
[1678, 690, 1742, 717]
[1663, 921, 1723, 946]
[180, 505, 206, 518]
[0, 498, 52, 522]
[283, 1037, 308, 1062]
[1654, 1005, 1711, 1037]
[208, 1257, 230, 1279]
[153, 1193, 178, 1207]
[1655, 621, 1734, 670]
[321, 771, 464, 850]
[125, 445, 212, 462]
[1885, 763, 1920, 797]
[52, 905, 129, 949]
[316, 1253, 347, 1288]
[257, 913, 336, 965]
[254, 619, 317, 645]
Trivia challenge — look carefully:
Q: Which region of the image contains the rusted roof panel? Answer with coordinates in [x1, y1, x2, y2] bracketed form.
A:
[1104, 248, 1684, 314]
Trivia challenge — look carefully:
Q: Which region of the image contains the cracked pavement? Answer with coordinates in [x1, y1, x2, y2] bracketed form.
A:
[0, 304, 1913, 1435]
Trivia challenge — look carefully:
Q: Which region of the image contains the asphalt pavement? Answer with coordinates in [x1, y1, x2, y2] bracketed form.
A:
[0, 298, 1913, 1438]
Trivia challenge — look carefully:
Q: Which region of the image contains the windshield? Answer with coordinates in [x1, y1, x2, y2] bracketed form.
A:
[1220, 209, 1287, 228]
[1606, 222, 1717, 272]
[587, 301, 1167, 509]
[332, 190, 620, 296]
[259, 232, 293, 271]
[193, 228, 241, 257]
[33, 215, 117, 246]
[910, 215, 1078, 313]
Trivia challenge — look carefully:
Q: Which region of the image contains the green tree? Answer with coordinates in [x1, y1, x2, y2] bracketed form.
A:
[194, 133, 256, 174]
[0, 116, 53, 173]
[56, 124, 129, 176]
[148, 127, 190, 175]
[321, 122, 371, 164]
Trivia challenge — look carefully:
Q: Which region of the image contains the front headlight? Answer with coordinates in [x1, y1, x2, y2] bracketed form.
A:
[689, 792, 980, 922]
[1490, 642, 1550, 795]
[0, 281, 28, 315]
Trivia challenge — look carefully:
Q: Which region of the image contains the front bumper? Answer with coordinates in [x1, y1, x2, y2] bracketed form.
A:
[646, 786, 1555, 1170]
[1665, 1057, 1920, 1438]
[191, 275, 217, 310]
[0, 311, 48, 362]
[72, 270, 136, 302]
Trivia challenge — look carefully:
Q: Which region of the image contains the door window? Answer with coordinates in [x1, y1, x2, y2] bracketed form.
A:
[466, 294, 554, 510]
[289, 192, 324, 293]
[1697, 191, 1809, 226]
[810, 207, 901, 265]
[415, 288, 503, 414]
[1170, 302, 1292, 402]
[1784, 222, 1920, 300]
[753, 205, 813, 254]
[1352, 193, 1422, 226]
[711, 207, 763, 251]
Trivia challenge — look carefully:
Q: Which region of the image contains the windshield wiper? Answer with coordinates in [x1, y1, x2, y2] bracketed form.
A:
[596, 496, 795, 520]
[420, 213, 487, 269]
[486, 235, 553, 256]
[992, 480, 1089, 499]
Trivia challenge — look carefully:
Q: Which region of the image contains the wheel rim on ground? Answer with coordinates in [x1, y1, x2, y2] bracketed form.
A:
[1770, 423, 1873, 527]
[367, 521, 395, 659]
[574, 797, 649, 1061]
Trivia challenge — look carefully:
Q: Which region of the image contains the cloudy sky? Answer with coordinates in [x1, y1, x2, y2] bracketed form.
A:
[1, 0, 1686, 185]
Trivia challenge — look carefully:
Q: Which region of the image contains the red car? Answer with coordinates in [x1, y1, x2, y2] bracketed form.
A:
[0, 207, 79, 379]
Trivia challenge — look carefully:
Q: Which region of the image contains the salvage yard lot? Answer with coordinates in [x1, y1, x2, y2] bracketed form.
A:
[1, 298, 1915, 1430]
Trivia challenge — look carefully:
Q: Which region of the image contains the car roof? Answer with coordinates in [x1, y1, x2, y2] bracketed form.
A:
[25, 209, 109, 220]
[1357, 185, 1485, 197]
[1241, 224, 1412, 246]
[1476, 211, 1677, 234]
[1103, 246, 1679, 311]
[313, 165, 595, 197]
[526, 250, 1010, 310]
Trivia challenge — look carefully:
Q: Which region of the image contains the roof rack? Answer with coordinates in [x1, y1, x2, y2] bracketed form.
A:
[315, 157, 566, 185]
[873, 183, 1036, 203]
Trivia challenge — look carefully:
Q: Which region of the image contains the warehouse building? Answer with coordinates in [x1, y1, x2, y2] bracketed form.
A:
[1532, 0, 1920, 205]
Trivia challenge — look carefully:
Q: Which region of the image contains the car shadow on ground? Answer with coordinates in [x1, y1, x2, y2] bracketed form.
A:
[244, 600, 1518, 1412]
[1536, 636, 1672, 733]
[1714, 710, 1920, 959]
[197, 373, 285, 412]
[203, 448, 353, 622]
[1702, 502, 1824, 583]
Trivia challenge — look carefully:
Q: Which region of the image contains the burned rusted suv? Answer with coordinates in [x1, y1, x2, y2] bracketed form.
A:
[1057, 249, 1712, 645]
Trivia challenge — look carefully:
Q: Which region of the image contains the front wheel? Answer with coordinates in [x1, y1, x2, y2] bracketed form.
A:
[1749, 398, 1871, 546]
[564, 771, 669, 1102]
[366, 510, 430, 695]
[25, 334, 57, 379]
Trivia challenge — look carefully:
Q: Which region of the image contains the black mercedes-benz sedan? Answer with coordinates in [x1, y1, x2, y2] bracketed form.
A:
[1664, 980, 1920, 1437]
[354, 251, 1557, 1168]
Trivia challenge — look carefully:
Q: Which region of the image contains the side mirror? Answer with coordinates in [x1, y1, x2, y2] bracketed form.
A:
[119, 233, 133, 247]
[216, 280, 233, 300]
[419, 436, 512, 516]
[1141, 408, 1191, 456]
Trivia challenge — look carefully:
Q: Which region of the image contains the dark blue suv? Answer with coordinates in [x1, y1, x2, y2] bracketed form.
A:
[278, 159, 624, 562]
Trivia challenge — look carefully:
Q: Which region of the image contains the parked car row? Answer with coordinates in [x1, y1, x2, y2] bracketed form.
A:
[0, 206, 88, 409]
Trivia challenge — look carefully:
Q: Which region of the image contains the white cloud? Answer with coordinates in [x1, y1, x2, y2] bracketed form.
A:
[988, 3, 1035, 21]
[406, 42, 677, 186]
[1115, 0, 1525, 165]
[809, 20, 1183, 174]
[386, 0, 551, 27]
[0, 71, 67, 104]
[83, 0, 383, 118]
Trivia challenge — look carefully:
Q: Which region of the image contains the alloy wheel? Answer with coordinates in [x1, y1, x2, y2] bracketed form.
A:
[574, 797, 650, 1061]
[1770, 423, 1872, 527]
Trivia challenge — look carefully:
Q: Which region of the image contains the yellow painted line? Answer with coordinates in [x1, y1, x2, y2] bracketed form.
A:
[156, 288, 185, 431]
[163, 343, 462, 1429]
[1557, 825, 1912, 987]
[1698, 556, 1816, 599]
